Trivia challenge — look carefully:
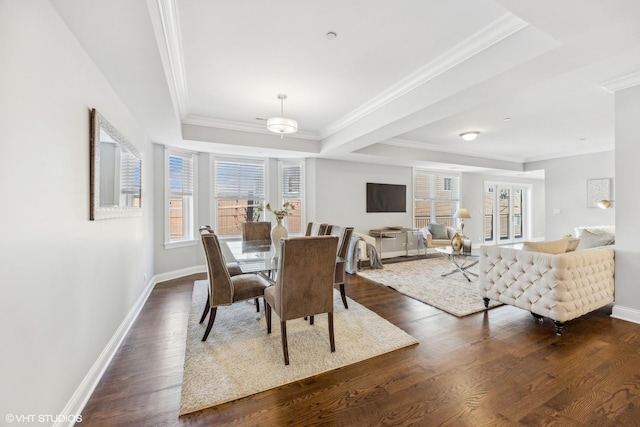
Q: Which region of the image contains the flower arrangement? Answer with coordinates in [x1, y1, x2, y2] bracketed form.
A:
[254, 202, 295, 222]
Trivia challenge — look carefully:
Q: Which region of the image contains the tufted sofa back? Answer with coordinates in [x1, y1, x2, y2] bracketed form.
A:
[479, 245, 615, 323]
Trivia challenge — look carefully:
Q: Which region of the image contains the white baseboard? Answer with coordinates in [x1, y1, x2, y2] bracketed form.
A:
[57, 265, 208, 426]
[154, 265, 206, 284]
[611, 304, 640, 325]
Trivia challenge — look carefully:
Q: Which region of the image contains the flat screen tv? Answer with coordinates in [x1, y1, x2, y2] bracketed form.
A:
[366, 183, 406, 213]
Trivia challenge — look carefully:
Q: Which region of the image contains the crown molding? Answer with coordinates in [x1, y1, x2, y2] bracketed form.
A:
[600, 71, 640, 93]
[154, 0, 189, 121]
[319, 13, 529, 139]
[183, 115, 321, 140]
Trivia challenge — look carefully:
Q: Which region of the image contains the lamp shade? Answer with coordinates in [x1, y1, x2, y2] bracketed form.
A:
[267, 117, 298, 134]
[453, 208, 471, 219]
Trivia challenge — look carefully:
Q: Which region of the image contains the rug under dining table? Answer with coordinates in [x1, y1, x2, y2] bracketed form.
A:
[179, 280, 418, 416]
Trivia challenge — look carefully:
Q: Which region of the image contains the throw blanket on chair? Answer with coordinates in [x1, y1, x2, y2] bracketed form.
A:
[346, 236, 383, 274]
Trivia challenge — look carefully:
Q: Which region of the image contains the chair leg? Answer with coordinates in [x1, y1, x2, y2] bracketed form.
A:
[339, 284, 348, 309]
[280, 320, 289, 365]
[199, 298, 210, 324]
[255, 297, 260, 312]
[202, 307, 217, 341]
[309, 315, 314, 325]
[328, 312, 335, 352]
[266, 303, 272, 334]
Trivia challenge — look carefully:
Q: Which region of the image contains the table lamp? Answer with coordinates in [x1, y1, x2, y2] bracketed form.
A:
[453, 208, 471, 235]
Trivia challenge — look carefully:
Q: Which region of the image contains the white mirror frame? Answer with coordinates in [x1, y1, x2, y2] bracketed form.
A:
[90, 109, 142, 220]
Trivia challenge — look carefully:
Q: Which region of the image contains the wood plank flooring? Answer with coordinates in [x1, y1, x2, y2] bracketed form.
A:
[81, 266, 640, 426]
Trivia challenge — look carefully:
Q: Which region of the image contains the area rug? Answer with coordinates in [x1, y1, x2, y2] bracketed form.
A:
[179, 280, 418, 416]
[357, 256, 502, 317]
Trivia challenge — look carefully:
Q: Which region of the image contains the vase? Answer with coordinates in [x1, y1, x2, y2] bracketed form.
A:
[271, 218, 288, 249]
[451, 232, 463, 253]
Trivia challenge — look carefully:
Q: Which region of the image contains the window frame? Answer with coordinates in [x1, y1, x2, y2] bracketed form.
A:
[278, 159, 305, 235]
[413, 169, 460, 229]
[212, 156, 267, 238]
[164, 148, 198, 248]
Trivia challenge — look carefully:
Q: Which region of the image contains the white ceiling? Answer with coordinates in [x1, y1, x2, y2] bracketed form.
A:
[51, 0, 640, 177]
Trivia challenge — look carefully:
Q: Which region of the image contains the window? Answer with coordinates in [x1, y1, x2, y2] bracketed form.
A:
[166, 149, 196, 244]
[413, 169, 460, 228]
[484, 182, 529, 243]
[214, 158, 265, 236]
[279, 160, 304, 234]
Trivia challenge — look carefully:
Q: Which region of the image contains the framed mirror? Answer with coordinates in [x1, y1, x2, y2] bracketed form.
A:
[90, 109, 142, 220]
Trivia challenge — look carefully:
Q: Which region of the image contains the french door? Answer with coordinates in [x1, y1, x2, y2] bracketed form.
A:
[484, 183, 529, 244]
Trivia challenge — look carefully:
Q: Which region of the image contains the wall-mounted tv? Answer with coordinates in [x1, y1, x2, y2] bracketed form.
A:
[366, 183, 406, 213]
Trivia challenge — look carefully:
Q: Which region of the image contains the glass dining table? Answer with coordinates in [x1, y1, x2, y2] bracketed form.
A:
[221, 239, 346, 276]
[222, 240, 278, 274]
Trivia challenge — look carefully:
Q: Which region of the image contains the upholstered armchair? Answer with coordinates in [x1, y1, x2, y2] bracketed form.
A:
[264, 236, 338, 365]
[305, 221, 328, 236]
[326, 225, 354, 309]
[420, 223, 458, 253]
[242, 221, 271, 241]
[200, 233, 270, 341]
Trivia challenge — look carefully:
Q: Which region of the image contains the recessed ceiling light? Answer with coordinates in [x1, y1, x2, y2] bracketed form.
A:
[459, 131, 480, 141]
[503, 117, 511, 121]
[325, 31, 337, 40]
[579, 137, 587, 141]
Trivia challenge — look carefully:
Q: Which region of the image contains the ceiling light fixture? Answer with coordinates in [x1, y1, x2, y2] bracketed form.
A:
[267, 94, 297, 138]
[459, 131, 480, 141]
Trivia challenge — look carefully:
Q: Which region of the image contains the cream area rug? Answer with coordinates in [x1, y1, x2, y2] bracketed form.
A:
[179, 280, 418, 416]
[357, 256, 502, 317]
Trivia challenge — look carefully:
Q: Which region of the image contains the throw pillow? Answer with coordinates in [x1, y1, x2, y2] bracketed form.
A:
[522, 239, 569, 254]
[565, 238, 580, 252]
[576, 229, 615, 250]
[428, 223, 449, 239]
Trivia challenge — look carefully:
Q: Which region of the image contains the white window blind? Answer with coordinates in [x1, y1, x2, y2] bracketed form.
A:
[167, 150, 196, 242]
[214, 158, 266, 236]
[279, 160, 303, 234]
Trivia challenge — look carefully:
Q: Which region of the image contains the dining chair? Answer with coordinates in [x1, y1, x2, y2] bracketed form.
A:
[264, 236, 338, 365]
[325, 225, 354, 309]
[199, 225, 243, 276]
[200, 232, 270, 341]
[242, 221, 272, 242]
[305, 221, 328, 236]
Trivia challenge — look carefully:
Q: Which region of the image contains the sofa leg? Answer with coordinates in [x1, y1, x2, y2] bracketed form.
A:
[531, 312, 544, 323]
[553, 321, 564, 336]
[482, 297, 490, 308]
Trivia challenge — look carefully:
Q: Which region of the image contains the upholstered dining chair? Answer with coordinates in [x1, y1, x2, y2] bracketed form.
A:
[325, 225, 354, 309]
[305, 221, 328, 236]
[242, 221, 272, 242]
[264, 236, 338, 365]
[200, 232, 270, 341]
[199, 225, 243, 276]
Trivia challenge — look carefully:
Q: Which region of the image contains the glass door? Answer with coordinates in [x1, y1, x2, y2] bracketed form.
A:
[484, 183, 527, 244]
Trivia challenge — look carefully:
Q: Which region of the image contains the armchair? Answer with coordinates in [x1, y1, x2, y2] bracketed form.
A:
[420, 224, 458, 254]
[264, 236, 339, 365]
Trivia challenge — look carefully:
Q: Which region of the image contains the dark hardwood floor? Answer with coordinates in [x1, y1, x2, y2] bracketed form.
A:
[81, 263, 640, 426]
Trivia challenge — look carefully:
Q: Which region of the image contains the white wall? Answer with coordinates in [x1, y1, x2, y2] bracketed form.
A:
[0, 1, 153, 420]
[612, 84, 640, 319]
[527, 151, 615, 239]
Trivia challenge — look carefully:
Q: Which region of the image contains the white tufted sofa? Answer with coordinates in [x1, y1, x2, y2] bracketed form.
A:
[479, 245, 615, 335]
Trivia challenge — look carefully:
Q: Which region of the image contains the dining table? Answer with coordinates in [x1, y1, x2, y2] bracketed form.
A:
[222, 239, 346, 276]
